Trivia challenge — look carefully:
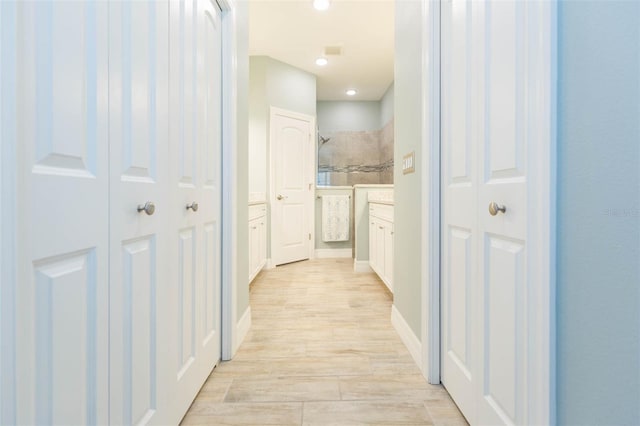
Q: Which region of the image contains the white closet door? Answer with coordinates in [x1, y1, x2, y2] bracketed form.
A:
[13, 2, 109, 424]
[168, 0, 223, 422]
[441, 1, 552, 424]
[441, 0, 477, 420]
[108, 1, 172, 425]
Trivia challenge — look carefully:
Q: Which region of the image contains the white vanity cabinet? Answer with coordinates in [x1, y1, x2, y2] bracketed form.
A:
[249, 203, 267, 283]
[369, 202, 394, 292]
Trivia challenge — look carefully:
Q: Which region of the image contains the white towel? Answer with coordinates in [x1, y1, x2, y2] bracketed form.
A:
[321, 195, 350, 242]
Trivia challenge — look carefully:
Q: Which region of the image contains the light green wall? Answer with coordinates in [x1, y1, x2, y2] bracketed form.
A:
[380, 82, 395, 127]
[557, 1, 640, 423]
[265, 57, 316, 117]
[317, 101, 381, 132]
[315, 187, 354, 251]
[393, 0, 424, 339]
[248, 57, 267, 197]
[235, 0, 250, 319]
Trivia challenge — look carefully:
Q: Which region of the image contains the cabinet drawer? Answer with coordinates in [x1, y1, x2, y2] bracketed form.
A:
[249, 203, 267, 221]
[369, 202, 393, 222]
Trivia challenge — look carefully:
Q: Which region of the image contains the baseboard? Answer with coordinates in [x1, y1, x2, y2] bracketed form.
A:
[233, 306, 252, 354]
[391, 305, 422, 371]
[315, 248, 352, 258]
[353, 259, 373, 273]
[265, 258, 275, 269]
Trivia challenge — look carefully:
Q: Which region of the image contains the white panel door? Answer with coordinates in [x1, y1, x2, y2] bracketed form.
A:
[13, 2, 110, 424]
[271, 108, 314, 266]
[441, 0, 552, 424]
[441, 0, 477, 420]
[108, 1, 171, 425]
[475, 2, 527, 423]
[168, 0, 223, 422]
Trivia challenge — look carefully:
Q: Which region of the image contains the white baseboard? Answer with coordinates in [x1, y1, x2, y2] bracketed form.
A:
[391, 305, 422, 371]
[354, 259, 373, 273]
[265, 258, 275, 269]
[233, 306, 252, 355]
[315, 248, 352, 258]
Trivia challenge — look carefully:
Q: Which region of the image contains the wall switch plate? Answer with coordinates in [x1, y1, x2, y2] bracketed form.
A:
[402, 151, 415, 174]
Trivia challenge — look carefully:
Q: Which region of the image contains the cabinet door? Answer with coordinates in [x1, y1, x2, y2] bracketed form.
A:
[375, 220, 387, 279]
[13, 3, 110, 424]
[259, 217, 267, 269]
[384, 222, 394, 292]
[249, 218, 260, 280]
[369, 217, 378, 273]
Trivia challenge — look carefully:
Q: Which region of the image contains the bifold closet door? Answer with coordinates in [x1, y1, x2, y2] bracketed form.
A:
[167, 0, 223, 420]
[12, 2, 110, 424]
[108, 1, 173, 425]
[441, 0, 552, 424]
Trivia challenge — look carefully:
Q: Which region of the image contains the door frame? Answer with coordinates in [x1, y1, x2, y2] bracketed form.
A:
[268, 106, 316, 266]
[420, 0, 558, 424]
[218, 0, 240, 361]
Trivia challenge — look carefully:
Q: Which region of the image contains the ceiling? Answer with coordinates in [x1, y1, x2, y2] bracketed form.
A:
[248, 0, 394, 101]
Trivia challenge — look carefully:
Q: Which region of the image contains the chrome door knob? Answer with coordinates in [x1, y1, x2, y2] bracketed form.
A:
[276, 194, 284, 200]
[186, 201, 199, 212]
[137, 201, 156, 216]
[488, 202, 506, 216]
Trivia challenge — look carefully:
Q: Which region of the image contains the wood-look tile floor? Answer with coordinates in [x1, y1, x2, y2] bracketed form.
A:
[181, 258, 468, 426]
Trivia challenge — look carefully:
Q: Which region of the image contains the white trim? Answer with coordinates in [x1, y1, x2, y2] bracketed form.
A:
[233, 306, 252, 354]
[265, 258, 276, 270]
[219, 0, 238, 361]
[269, 107, 316, 267]
[353, 259, 373, 273]
[391, 305, 422, 370]
[525, 1, 557, 424]
[421, 0, 442, 385]
[315, 248, 352, 259]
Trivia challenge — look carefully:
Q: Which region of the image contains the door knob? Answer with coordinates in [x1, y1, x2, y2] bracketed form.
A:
[137, 201, 156, 216]
[276, 194, 284, 200]
[488, 202, 506, 216]
[186, 201, 199, 212]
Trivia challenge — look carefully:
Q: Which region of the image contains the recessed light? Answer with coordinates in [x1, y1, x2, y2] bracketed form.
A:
[315, 57, 328, 66]
[313, 0, 330, 11]
[346, 89, 357, 96]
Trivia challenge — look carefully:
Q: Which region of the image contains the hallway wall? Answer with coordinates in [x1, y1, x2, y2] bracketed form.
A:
[392, 0, 424, 340]
[236, 1, 250, 325]
[556, 1, 640, 424]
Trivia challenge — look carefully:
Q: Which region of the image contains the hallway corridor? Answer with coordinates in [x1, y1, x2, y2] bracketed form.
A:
[181, 258, 467, 425]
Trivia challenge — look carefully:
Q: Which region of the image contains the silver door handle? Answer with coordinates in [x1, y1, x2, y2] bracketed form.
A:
[137, 202, 156, 216]
[488, 202, 506, 216]
[186, 201, 199, 212]
[276, 195, 285, 200]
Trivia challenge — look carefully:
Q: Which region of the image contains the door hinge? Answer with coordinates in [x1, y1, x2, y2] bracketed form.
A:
[309, 233, 311, 240]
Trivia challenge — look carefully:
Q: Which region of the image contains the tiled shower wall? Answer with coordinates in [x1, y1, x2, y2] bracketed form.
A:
[318, 118, 394, 186]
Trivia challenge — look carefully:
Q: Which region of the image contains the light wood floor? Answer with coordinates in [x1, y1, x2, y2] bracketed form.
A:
[181, 258, 467, 425]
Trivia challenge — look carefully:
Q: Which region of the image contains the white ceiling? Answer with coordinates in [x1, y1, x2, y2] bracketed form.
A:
[248, 0, 394, 101]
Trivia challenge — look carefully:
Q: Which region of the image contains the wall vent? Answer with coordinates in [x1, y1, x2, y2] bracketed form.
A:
[324, 45, 342, 56]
